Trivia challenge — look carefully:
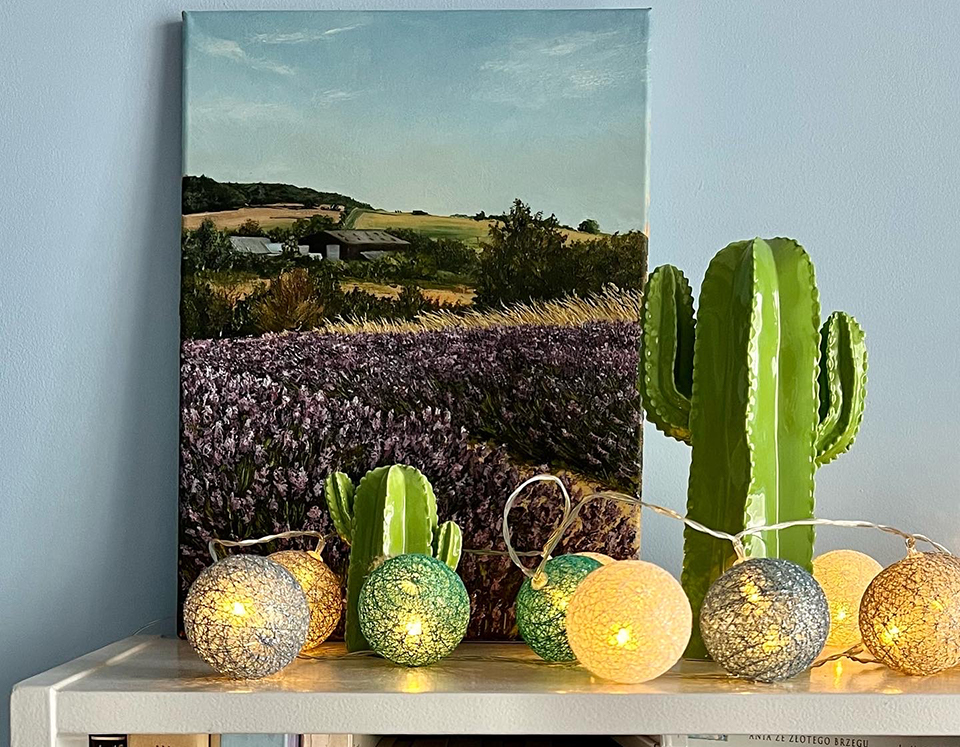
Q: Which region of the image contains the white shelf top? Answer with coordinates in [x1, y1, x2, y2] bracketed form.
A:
[13, 635, 960, 740]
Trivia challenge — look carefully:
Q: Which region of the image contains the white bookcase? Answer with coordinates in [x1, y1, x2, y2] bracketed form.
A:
[13, 636, 960, 747]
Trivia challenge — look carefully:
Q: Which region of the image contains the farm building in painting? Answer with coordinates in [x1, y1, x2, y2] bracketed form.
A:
[303, 229, 410, 261]
[228, 236, 310, 256]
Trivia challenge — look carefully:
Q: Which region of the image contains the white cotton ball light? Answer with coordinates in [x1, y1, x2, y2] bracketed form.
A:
[565, 560, 691, 684]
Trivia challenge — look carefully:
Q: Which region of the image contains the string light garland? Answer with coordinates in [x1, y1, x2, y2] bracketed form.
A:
[502, 474, 956, 682]
[190, 475, 957, 685]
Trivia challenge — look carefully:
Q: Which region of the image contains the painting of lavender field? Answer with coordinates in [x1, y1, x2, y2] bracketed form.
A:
[180, 9, 650, 639]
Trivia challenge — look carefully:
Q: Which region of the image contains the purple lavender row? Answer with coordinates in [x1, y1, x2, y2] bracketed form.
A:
[182, 321, 643, 483]
[179, 359, 640, 639]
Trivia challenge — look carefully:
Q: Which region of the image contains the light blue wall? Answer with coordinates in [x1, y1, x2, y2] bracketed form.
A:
[2, 1, 959, 744]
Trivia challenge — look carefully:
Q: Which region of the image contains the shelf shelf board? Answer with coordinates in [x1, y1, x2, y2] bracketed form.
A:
[13, 635, 960, 743]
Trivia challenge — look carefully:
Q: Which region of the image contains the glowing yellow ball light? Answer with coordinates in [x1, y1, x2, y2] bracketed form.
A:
[269, 550, 343, 654]
[859, 552, 960, 675]
[566, 560, 691, 683]
[812, 549, 882, 649]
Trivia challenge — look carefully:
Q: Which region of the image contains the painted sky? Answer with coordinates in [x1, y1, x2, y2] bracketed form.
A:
[184, 10, 649, 233]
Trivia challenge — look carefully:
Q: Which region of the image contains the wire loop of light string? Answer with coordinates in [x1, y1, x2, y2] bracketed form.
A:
[205, 475, 950, 586]
[501, 474, 951, 587]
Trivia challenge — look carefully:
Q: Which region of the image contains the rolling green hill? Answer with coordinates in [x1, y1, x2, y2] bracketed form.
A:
[182, 175, 372, 215]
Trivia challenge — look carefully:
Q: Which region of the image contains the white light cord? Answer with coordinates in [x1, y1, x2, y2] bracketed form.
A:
[501, 474, 952, 584]
[208, 530, 330, 562]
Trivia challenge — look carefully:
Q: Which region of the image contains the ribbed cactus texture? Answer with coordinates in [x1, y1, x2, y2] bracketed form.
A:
[640, 238, 867, 658]
[325, 464, 463, 651]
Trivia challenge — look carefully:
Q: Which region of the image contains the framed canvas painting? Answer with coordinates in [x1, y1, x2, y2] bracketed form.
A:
[179, 9, 650, 639]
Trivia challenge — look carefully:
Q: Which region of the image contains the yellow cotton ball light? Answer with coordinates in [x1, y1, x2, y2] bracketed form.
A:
[566, 560, 691, 684]
[269, 550, 343, 654]
[859, 552, 960, 675]
[812, 549, 882, 649]
[574, 552, 616, 566]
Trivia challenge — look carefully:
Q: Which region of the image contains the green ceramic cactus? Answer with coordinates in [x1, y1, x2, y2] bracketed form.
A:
[640, 238, 867, 658]
[325, 464, 463, 651]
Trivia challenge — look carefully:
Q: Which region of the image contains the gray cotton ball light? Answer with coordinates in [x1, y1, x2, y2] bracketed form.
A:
[700, 557, 829, 682]
[184, 554, 310, 679]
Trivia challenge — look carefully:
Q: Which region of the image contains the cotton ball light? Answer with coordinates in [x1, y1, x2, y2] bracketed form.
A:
[359, 553, 470, 666]
[700, 557, 829, 682]
[515, 554, 602, 661]
[269, 550, 342, 654]
[575, 552, 616, 566]
[184, 554, 310, 679]
[566, 560, 691, 683]
[812, 549, 882, 649]
[859, 551, 960, 675]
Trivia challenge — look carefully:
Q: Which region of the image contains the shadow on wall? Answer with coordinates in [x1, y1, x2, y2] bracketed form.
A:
[1, 20, 182, 747]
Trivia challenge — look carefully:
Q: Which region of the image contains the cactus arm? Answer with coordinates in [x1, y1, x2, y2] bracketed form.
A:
[639, 265, 696, 443]
[324, 471, 355, 544]
[815, 315, 844, 451]
[816, 312, 867, 466]
[344, 464, 440, 651]
[434, 520, 463, 570]
[682, 238, 820, 658]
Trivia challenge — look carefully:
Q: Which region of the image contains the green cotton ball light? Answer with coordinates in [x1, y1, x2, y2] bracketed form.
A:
[358, 553, 470, 666]
[516, 554, 603, 661]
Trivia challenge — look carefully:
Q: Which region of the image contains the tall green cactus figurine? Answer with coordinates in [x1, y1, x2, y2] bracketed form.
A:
[640, 238, 867, 658]
[325, 464, 463, 651]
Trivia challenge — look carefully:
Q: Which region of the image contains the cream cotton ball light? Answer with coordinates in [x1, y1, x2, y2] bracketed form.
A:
[566, 560, 691, 683]
[269, 550, 343, 654]
[812, 549, 882, 649]
[859, 551, 960, 675]
[184, 554, 310, 679]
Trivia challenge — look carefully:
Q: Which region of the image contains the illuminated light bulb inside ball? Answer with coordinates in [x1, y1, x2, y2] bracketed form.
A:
[859, 552, 960, 675]
[359, 553, 470, 667]
[269, 549, 343, 655]
[812, 549, 882, 649]
[515, 554, 602, 661]
[184, 555, 310, 679]
[700, 558, 829, 683]
[566, 560, 691, 684]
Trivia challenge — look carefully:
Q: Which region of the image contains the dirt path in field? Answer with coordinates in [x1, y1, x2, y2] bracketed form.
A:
[342, 281, 475, 306]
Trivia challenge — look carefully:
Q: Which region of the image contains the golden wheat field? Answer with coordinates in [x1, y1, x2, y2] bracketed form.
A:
[350, 209, 607, 244]
[182, 205, 342, 231]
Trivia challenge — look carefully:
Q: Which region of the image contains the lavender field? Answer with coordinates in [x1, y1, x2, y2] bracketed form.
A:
[179, 300, 645, 639]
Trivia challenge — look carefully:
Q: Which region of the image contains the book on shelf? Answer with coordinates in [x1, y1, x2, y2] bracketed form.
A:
[662, 736, 960, 747]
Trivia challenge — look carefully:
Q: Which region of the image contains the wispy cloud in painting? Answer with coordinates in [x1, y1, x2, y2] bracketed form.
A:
[477, 29, 637, 108]
[191, 96, 301, 123]
[196, 33, 295, 75]
[251, 24, 362, 44]
[312, 89, 361, 106]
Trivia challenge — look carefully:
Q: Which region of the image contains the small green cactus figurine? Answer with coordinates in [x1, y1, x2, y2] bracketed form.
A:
[325, 464, 463, 651]
[640, 238, 867, 658]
